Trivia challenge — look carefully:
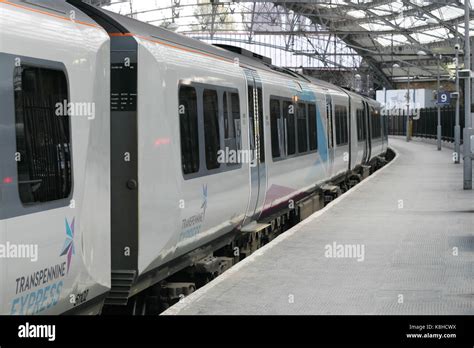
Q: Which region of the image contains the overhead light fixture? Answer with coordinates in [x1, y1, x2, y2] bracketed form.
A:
[417, 50, 427, 56]
[393, 63, 401, 68]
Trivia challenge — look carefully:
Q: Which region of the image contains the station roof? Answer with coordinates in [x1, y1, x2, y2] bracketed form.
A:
[92, 0, 474, 89]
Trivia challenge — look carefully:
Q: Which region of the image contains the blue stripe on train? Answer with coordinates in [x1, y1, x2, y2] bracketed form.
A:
[290, 81, 328, 164]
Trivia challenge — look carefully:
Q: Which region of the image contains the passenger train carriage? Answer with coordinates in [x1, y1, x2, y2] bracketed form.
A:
[0, 0, 388, 315]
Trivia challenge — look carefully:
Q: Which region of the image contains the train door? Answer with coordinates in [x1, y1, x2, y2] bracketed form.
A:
[325, 94, 335, 172]
[363, 101, 371, 163]
[243, 69, 267, 225]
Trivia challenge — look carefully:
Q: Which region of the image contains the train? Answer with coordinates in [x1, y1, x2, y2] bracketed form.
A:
[0, 0, 389, 315]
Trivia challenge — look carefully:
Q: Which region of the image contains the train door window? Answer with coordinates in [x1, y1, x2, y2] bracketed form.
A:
[247, 85, 264, 163]
[377, 115, 381, 138]
[283, 100, 296, 155]
[325, 95, 333, 148]
[377, 111, 382, 138]
[308, 103, 318, 151]
[257, 87, 265, 163]
[365, 110, 369, 140]
[247, 85, 255, 157]
[14, 66, 72, 204]
[376, 112, 381, 138]
[270, 98, 281, 158]
[370, 109, 374, 137]
[356, 108, 366, 141]
[344, 106, 348, 144]
[223, 91, 241, 158]
[203, 89, 221, 170]
[297, 103, 308, 153]
[380, 112, 385, 139]
[335, 107, 341, 145]
[179, 85, 200, 175]
[371, 108, 381, 139]
[231, 93, 242, 151]
[370, 108, 374, 138]
[335, 105, 348, 145]
[384, 115, 387, 138]
[377, 111, 382, 137]
[223, 92, 230, 142]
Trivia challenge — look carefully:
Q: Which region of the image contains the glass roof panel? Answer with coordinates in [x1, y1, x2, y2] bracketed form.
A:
[411, 28, 450, 43]
[373, 1, 405, 13]
[347, 10, 367, 18]
[389, 15, 429, 29]
[430, 6, 463, 21]
[369, 8, 393, 16]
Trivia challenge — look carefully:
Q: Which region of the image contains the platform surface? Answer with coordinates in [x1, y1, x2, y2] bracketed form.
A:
[163, 138, 474, 315]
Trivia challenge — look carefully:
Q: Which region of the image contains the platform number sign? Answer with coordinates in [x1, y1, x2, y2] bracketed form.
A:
[437, 91, 450, 105]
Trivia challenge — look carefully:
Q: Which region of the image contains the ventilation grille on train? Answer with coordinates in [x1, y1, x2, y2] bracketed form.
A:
[104, 270, 137, 306]
[213, 44, 272, 65]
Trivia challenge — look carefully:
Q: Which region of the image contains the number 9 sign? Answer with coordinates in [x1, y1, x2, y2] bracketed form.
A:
[437, 91, 450, 105]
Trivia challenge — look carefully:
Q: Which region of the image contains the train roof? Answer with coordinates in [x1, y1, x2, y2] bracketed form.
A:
[67, 1, 343, 88]
[11, 0, 378, 103]
[6, 0, 101, 27]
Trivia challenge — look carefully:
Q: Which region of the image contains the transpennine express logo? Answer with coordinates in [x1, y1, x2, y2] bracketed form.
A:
[179, 184, 208, 242]
[60, 218, 75, 274]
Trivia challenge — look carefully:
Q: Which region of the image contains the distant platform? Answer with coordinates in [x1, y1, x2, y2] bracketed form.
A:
[163, 137, 474, 315]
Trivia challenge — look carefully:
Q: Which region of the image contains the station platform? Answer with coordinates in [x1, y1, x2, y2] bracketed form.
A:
[163, 137, 474, 315]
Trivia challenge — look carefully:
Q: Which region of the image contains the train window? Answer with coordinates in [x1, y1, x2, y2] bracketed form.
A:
[283, 100, 296, 155]
[356, 108, 366, 141]
[203, 89, 221, 170]
[377, 113, 382, 138]
[377, 112, 382, 138]
[223, 92, 230, 139]
[308, 104, 318, 151]
[383, 114, 388, 139]
[223, 92, 241, 158]
[179, 86, 200, 174]
[297, 103, 308, 153]
[371, 108, 381, 139]
[231, 93, 242, 151]
[270, 98, 281, 158]
[334, 105, 348, 145]
[377, 116, 381, 138]
[14, 66, 72, 204]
